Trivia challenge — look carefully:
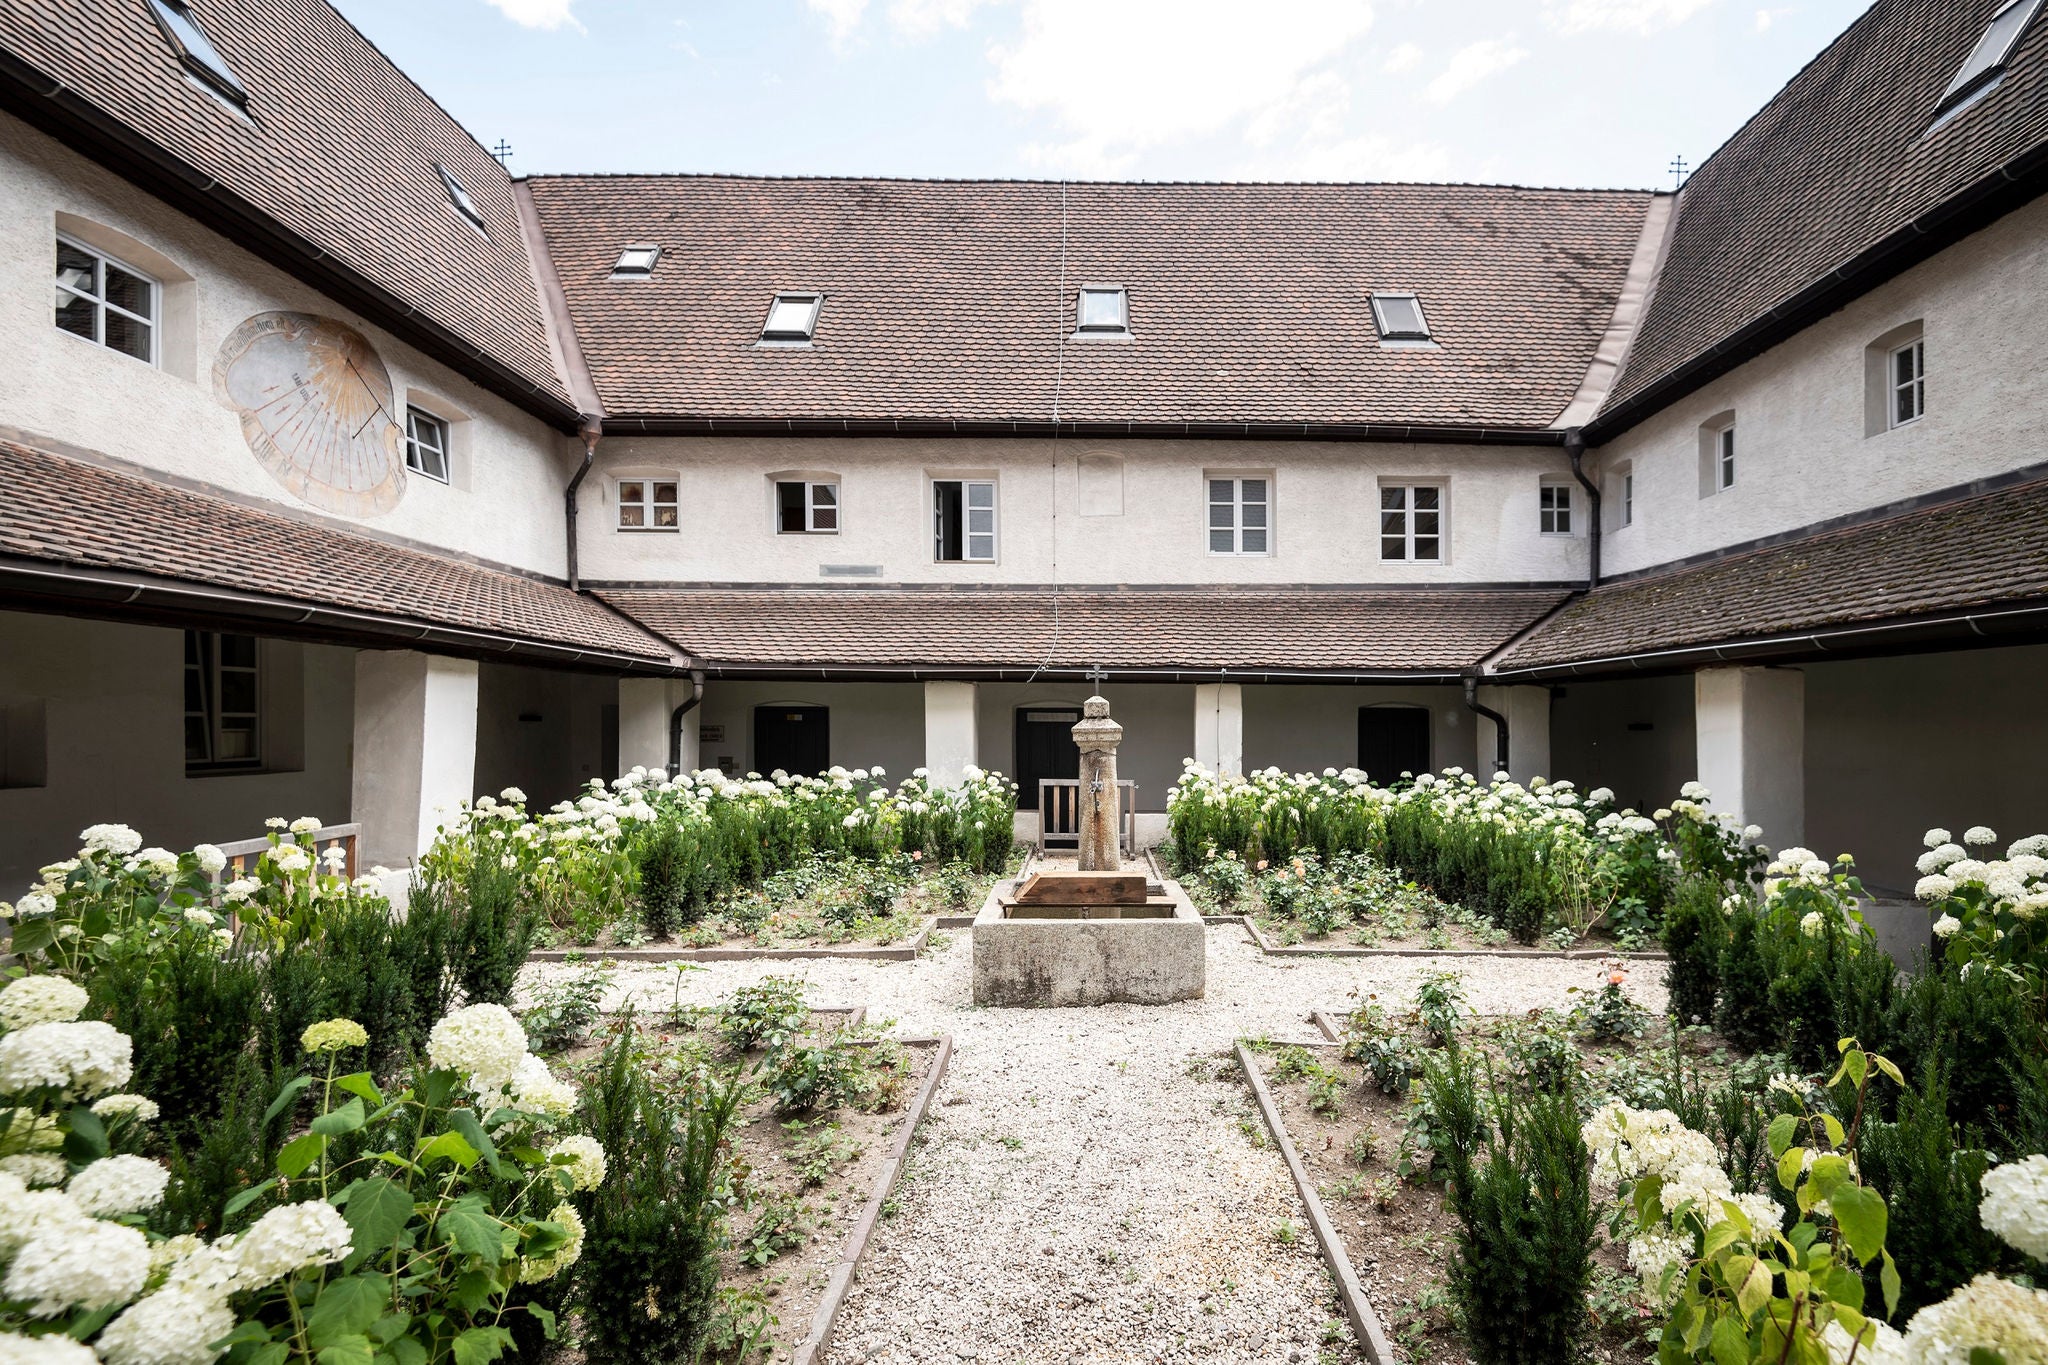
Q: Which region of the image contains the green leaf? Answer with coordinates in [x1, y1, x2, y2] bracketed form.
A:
[1819, 1114, 1846, 1148]
[1767, 1114, 1798, 1159]
[263, 1075, 315, 1130]
[368, 1314, 411, 1345]
[341, 1177, 415, 1260]
[1634, 1174, 1666, 1226]
[1736, 1258, 1773, 1319]
[1778, 1145, 1808, 1192]
[450, 1327, 514, 1365]
[9, 917, 55, 956]
[449, 1269, 496, 1314]
[1873, 1055, 1904, 1088]
[311, 1097, 367, 1137]
[1710, 1313, 1749, 1365]
[223, 1182, 271, 1221]
[306, 1275, 389, 1344]
[524, 1305, 557, 1340]
[1808, 1154, 1852, 1201]
[63, 1105, 109, 1161]
[416, 1131, 479, 1170]
[388, 1338, 428, 1365]
[336, 1074, 385, 1108]
[278, 1132, 331, 1178]
[1703, 1220, 1745, 1259]
[314, 1337, 374, 1365]
[1830, 1184, 1888, 1263]
[1881, 1253, 1903, 1318]
[1969, 1349, 2009, 1365]
[247, 1344, 290, 1365]
[447, 1110, 503, 1179]
[437, 1201, 508, 1262]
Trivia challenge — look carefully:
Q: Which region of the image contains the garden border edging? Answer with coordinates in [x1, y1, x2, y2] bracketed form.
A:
[1235, 1040, 1395, 1365]
[1242, 916, 1668, 960]
[527, 917, 935, 964]
[790, 1031, 954, 1365]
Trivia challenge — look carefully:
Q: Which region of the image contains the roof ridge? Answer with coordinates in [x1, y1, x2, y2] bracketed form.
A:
[520, 171, 1655, 194]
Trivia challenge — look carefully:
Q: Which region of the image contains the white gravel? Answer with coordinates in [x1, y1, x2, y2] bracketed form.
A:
[531, 928, 1666, 1365]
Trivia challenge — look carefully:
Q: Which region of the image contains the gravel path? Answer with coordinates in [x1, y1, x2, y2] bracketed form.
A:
[530, 929, 1666, 1365]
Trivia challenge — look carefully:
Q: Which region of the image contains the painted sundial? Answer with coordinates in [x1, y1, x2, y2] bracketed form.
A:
[213, 311, 406, 517]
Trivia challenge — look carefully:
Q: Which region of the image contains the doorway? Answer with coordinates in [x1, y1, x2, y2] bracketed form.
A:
[754, 705, 829, 778]
[1013, 705, 1081, 810]
[1358, 706, 1431, 782]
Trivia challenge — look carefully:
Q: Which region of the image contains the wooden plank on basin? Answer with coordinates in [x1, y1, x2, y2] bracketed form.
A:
[1010, 870, 1146, 904]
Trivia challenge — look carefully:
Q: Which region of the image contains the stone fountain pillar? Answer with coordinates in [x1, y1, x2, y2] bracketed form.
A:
[1072, 695, 1123, 871]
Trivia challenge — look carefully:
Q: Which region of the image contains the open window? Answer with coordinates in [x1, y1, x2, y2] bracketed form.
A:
[776, 479, 839, 533]
[146, 0, 248, 108]
[1932, 0, 2043, 128]
[933, 478, 996, 562]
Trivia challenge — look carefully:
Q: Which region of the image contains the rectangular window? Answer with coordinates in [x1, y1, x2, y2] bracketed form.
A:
[761, 293, 822, 343]
[185, 630, 261, 773]
[1539, 482, 1573, 535]
[1077, 286, 1129, 335]
[933, 479, 996, 562]
[404, 408, 450, 482]
[1891, 339, 1925, 427]
[1207, 477, 1270, 555]
[1379, 484, 1443, 562]
[1621, 470, 1635, 527]
[55, 237, 156, 364]
[1717, 425, 1736, 491]
[1370, 292, 1431, 342]
[617, 478, 679, 530]
[147, 0, 247, 106]
[777, 480, 839, 533]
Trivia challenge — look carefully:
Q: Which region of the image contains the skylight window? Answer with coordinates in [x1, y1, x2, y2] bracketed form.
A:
[1934, 0, 2042, 124]
[435, 164, 488, 236]
[761, 293, 822, 344]
[146, 0, 247, 107]
[1076, 286, 1129, 336]
[1371, 292, 1432, 343]
[610, 245, 661, 280]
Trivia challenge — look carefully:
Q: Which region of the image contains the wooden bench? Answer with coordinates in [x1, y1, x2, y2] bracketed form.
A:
[1036, 779, 1136, 857]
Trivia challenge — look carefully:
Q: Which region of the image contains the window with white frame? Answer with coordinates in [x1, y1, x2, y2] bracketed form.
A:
[933, 479, 996, 562]
[617, 477, 678, 531]
[1379, 483, 1443, 562]
[1890, 338, 1925, 427]
[1539, 481, 1573, 536]
[404, 407, 451, 482]
[1933, 0, 2043, 126]
[1077, 286, 1130, 336]
[1619, 466, 1635, 527]
[777, 480, 839, 533]
[761, 293, 822, 344]
[1207, 477, 1270, 555]
[146, 0, 247, 107]
[185, 630, 260, 773]
[1370, 292, 1431, 342]
[55, 236, 157, 364]
[1715, 423, 1736, 491]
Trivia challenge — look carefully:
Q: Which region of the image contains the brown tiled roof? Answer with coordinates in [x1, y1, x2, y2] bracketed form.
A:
[1603, 0, 2048, 420]
[527, 177, 1652, 432]
[0, 0, 572, 414]
[595, 586, 1571, 674]
[0, 440, 675, 663]
[1496, 476, 2048, 672]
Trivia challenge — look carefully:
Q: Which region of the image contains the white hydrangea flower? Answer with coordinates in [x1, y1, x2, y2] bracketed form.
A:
[219, 878, 259, 904]
[288, 817, 323, 835]
[1900, 1274, 2048, 1363]
[548, 1134, 608, 1191]
[500, 787, 527, 804]
[0, 975, 89, 1029]
[2007, 834, 2048, 859]
[507, 1053, 576, 1118]
[183, 909, 216, 927]
[1917, 850, 1949, 876]
[79, 824, 143, 856]
[517, 1203, 585, 1283]
[1979, 1155, 2048, 1261]
[1932, 915, 1962, 938]
[1964, 826, 1998, 847]
[426, 1004, 529, 1091]
[191, 844, 227, 876]
[228, 1200, 353, 1287]
[268, 847, 310, 875]
[65, 1155, 169, 1217]
[1916, 875, 1956, 903]
[4, 1216, 149, 1314]
[1743, 824, 1763, 839]
[0, 1331, 103, 1365]
[129, 849, 180, 878]
[1725, 1190, 1784, 1234]
[0, 1154, 68, 1187]
[91, 1094, 160, 1124]
[1587, 787, 1614, 804]
[1624, 1227, 1691, 1307]
[1924, 827, 1953, 849]
[0, 1173, 89, 1257]
[1820, 1317, 1906, 1365]
[1800, 911, 1826, 938]
[0, 1020, 133, 1097]
[95, 1285, 236, 1365]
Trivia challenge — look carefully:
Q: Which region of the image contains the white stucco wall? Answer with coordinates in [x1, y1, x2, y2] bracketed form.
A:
[0, 611, 354, 894]
[1241, 684, 1476, 781]
[690, 681, 926, 781]
[1596, 193, 2048, 577]
[0, 112, 575, 577]
[580, 436, 1591, 586]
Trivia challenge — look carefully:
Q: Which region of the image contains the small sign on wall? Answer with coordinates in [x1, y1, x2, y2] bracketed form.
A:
[699, 724, 725, 743]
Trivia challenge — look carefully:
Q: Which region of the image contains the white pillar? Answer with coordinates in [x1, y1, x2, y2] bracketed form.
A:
[923, 681, 978, 787]
[1695, 665, 1804, 848]
[1475, 685, 1552, 784]
[1193, 683, 1244, 777]
[351, 650, 479, 868]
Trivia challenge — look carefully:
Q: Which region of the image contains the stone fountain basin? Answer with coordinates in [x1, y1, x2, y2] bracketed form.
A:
[971, 875, 1205, 1007]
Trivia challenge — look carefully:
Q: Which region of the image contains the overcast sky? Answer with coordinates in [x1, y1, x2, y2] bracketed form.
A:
[334, 0, 1872, 188]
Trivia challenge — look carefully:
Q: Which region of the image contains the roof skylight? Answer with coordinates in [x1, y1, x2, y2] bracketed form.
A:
[146, 0, 247, 107]
[1370, 292, 1432, 343]
[610, 245, 661, 280]
[1076, 285, 1129, 336]
[1934, 0, 2042, 125]
[435, 164, 488, 236]
[761, 293, 822, 344]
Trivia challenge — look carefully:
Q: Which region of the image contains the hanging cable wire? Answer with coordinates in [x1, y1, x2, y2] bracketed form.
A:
[1025, 179, 1070, 685]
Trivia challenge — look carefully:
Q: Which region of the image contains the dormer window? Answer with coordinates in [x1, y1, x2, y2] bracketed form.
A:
[1933, 0, 2042, 126]
[1076, 286, 1129, 336]
[146, 0, 247, 107]
[761, 293, 822, 345]
[435, 164, 488, 236]
[1371, 292, 1431, 343]
[610, 245, 660, 280]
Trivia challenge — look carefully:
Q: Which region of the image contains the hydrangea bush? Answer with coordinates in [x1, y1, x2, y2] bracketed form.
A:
[1912, 826, 2048, 983]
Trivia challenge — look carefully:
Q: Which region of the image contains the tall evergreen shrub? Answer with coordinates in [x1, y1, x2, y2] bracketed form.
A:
[1661, 878, 1726, 1027]
[451, 856, 540, 1005]
[634, 819, 694, 938]
[1716, 904, 1775, 1052]
[1857, 1073, 2005, 1318]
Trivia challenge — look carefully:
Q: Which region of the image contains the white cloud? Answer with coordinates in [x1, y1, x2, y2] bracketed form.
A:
[1543, 0, 1716, 35]
[1425, 38, 1526, 105]
[988, 0, 1377, 172]
[479, 0, 580, 29]
[806, 0, 870, 43]
[887, 0, 998, 37]
[1752, 6, 1793, 32]
[1381, 41, 1423, 73]
[1251, 131, 1452, 182]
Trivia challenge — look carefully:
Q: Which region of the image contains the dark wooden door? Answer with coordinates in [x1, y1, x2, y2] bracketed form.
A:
[754, 705, 829, 778]
[1013, 706, 1081, 810]
[1358, 706, 1431, 782]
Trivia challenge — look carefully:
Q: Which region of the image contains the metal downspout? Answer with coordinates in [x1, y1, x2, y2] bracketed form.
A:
[1464, 675, 1510, 775]
[1565, 426, 1601, 587]
[667, 671, 706, 776]
[564, 415, 601, 592]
